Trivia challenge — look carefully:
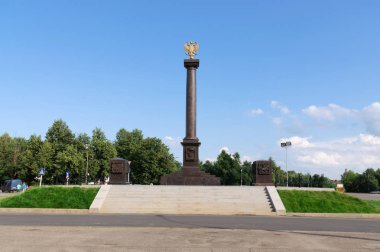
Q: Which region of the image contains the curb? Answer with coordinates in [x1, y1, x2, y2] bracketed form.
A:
[1, 208, 379, 218]
[287, 212, 380, 219]
[89, 185, 111, 213]
[0, 208, 89, 215]
[266, 186, 286, 216]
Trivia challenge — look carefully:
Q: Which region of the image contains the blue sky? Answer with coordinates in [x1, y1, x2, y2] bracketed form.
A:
[1, 0, 380, 178]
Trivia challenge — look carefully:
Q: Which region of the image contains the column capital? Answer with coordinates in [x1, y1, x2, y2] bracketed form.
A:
[184, 59, 199, 69]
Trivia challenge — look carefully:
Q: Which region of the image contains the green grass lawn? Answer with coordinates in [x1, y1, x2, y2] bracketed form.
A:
[366, 200, 380, 210]
[278, 190, 380, 213]
[0, 187, 99, 209]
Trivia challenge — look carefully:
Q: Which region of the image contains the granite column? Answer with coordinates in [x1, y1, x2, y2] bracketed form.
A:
[182, 59, 200, 169]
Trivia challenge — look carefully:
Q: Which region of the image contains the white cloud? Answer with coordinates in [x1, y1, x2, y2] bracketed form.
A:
[281, 107, 290, 114]
[359, 133, 380, 145]
[219, 146, 230, 154]
[164, 136, 174, 141]
[302, 103, 354, 120]
[270, 101, 279, 108]
[250, 108, 264, 116]
[362, 102, 380, 135]
[242, 155, 253, 162]
[205, 157, 216, 162]
[278, 133, 380, 178]
[301, 102, 380, 136]
[271, 100, 290, 114]
[163, 136, 181, 148]
[297, 152, 342, 166]
[279, 136, 314, 148]
[272, 117, 282, 126]
[204, 152, 254, 164]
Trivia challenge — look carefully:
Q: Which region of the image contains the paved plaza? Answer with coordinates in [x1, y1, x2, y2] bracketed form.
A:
[0, 214, 379, 251]
[1, 225, 379, 251]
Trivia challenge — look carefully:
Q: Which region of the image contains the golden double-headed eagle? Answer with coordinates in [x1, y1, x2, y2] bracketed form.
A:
[184, 41, 199, 59]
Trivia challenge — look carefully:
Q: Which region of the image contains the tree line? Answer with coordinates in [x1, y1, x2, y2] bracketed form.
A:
[202, 150, 380, 192]
[342, 169, 380, 193]
[0, 119, 179, 185]
[1, 119, 379, 192]
[201, 150, 336, 188]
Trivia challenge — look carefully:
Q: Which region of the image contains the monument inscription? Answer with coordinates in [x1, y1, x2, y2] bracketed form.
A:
[111, 162, 124, 174]
[257, 162, 271, 175]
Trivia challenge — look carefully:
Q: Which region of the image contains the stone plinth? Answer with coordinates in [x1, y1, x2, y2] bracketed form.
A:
[109, 158, 130, 184]
[253, 160, 273, 186]
[160, 168, 220, 185]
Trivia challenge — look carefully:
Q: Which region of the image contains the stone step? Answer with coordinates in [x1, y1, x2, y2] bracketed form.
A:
[103, 201, 270, 206]
[96, 185, 274, 215]
[101, 207, 271, 212]
[100, 209, 273, 215]
[106, 191, 265, 195]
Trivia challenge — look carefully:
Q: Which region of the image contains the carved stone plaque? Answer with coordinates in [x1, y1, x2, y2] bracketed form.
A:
[111, 162, 123, 174]
[185, 146, 196, 161]
[258, 162, 271, 175]
[253, 160, 273, 186]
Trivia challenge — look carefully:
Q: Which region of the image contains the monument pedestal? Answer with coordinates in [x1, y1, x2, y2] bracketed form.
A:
[160, 167, 220, 185]
[160, 138, 220, 185]
[253, 160, 273, 186]
[109, 158, 130, 185]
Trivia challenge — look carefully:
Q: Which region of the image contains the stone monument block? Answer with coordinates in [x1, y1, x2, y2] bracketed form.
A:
[109, 158, 130, 184]
[253, 160, 273, 186]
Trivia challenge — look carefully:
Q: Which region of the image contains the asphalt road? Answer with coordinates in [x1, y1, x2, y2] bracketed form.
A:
[0, 214, 379, 233]
[347, 193, 380, 201]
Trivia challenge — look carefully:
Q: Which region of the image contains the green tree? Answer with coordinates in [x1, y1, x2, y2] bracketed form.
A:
[358, 168, 379, 192]
[56, 145, 84, 184]
[342, 169, 379, 193]
[115, 129, 178, 184]
[287, 170, 298, 187]
[115, 129, 143, 158]
[201, 150, 241, 185]
[46, 119, 76, 183]
[271, 158, 286, 186]
[375, 168, 380, 187]
[0, 134, 28, 181]
[36, 141, 54, 184]
[302, 173, 312, 187]
[75, 133, 91, 183]
[91, 128, 117, 182]
[0, 134, 16, 181]
[311, 174, 320, 188]
[46, 119, 75, 153]
[22, 135, 45, 184]
[342, 170, 359, 192]
[241, 160, 253, 185]
[75, 133, 91, 150]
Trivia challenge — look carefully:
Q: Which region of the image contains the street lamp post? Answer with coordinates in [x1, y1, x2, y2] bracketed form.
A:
[240, 167, 243, 186]
[85, 144, 89, 185]
[280, 141, 292, 187]
[127, 161, 132, 184]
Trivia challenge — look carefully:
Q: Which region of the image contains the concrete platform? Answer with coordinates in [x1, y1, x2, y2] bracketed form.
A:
[91, 185, 275, 215]
[2, 226, 379, 252]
